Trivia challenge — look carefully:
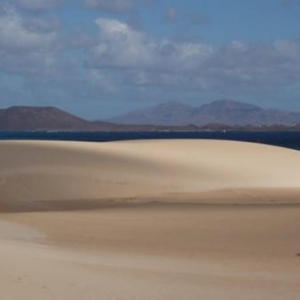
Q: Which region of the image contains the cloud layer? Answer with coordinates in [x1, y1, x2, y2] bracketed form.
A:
[86, 18, 300, 92]
[0, 1, 300, 117]
[0, 6, 62, 79]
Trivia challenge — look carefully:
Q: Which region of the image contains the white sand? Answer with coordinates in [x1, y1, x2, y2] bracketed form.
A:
[0, 140, 300, 299]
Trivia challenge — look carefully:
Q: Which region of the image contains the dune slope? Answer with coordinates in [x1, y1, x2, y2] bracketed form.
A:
[0, 140, 300, 211]
[1, 140, 300, 300]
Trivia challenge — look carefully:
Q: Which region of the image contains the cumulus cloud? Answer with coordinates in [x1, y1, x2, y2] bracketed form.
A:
[87, 18, 214, 72]
[11, 0, 63, 12]
[85, 18, 300, 93]
[1, 7, 300, 115]
[0, 8, 118, 114]
[0, 7, 60, 52]
[208, 40, 300, 87]
[88, 18, 152, 68]
[0, 6, 63, 81]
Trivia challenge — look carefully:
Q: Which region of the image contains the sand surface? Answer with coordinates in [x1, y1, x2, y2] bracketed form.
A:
[0, 139, 300, 299]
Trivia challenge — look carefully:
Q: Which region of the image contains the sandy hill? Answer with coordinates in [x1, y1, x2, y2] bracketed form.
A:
[0, 139, 300, 211]
[1, 140, 300, 300]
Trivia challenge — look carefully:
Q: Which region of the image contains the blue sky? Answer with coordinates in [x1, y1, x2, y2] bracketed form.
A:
[0, 0, 300, 119]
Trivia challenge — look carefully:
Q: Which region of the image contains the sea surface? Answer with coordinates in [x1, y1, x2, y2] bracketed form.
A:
[0, 131, 300, 151]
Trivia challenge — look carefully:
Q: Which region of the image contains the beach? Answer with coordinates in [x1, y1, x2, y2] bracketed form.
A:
[0, 140, 300, 299]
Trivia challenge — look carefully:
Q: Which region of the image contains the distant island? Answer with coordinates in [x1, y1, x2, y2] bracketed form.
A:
[1, 99, 300, 131]
[108, 99, 300, 127]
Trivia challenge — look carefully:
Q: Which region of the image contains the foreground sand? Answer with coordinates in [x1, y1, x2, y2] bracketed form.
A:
[0, 140, 300, 299]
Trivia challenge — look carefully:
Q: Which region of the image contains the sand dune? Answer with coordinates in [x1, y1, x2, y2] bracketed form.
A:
[0, 140, 300, 299]
[0, 139, 300, 211]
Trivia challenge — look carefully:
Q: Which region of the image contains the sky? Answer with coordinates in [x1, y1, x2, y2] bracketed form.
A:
[0, 0, 300, 119]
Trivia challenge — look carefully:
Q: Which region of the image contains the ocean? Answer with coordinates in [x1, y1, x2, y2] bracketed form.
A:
[0, 131, 300, 151]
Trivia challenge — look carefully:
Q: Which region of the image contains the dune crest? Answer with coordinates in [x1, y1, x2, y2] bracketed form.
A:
[1, 140, 300, 300]
[0, 140, 300, 211]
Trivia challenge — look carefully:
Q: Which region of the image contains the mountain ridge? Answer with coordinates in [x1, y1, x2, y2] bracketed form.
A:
[108, 99, 300, 126]
[1, 100, 300, 131]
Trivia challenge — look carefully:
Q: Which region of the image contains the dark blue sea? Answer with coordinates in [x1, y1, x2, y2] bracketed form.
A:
[0, 131, 300, 151]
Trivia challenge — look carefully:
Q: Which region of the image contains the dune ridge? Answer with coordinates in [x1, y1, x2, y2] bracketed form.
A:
[1, 139, 300, 300]
[0, 140, 300, 211]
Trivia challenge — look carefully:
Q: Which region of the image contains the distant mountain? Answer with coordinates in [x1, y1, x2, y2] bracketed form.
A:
[108, 101, 194, 126]
[0, 106, 94, 131]
[108, 99, 300, 126]
[1, 103, 300, 132]
[0, 105, 202, 131]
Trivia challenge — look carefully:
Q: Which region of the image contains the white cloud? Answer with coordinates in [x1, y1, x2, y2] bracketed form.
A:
[89, 18, 152, 68]
[209, 40, 300, 86]
[0, 8, 60, 52]
[0, 6, 64, 83]
[88, 18, 215, 72]
[1, 9, 300, 116]
[85, 18, 300, 94]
